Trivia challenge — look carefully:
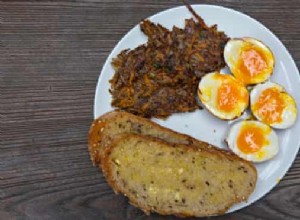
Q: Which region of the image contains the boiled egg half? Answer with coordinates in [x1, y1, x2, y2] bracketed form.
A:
[250, 82, 297, 129]
[198, 72, 249, 120]
[226, 120, 279, 162]
[224, 37, 274, 85]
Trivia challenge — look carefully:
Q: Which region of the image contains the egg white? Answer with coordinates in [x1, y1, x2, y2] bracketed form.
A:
[250, 82, 297, 129]
[226, 120, 279, 162]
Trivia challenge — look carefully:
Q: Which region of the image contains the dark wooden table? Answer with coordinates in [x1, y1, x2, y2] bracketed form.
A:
[1, 0, 299, 219]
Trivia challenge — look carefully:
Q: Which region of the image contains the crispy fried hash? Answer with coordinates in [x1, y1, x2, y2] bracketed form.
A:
[109, 10, 228, 118]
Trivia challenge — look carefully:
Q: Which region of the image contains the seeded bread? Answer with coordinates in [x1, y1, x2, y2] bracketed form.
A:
[102, 134, 257, 217]
[88, 110, 239, 165]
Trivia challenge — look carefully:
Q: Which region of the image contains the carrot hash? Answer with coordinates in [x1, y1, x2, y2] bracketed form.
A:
[109, 9, 228, 118]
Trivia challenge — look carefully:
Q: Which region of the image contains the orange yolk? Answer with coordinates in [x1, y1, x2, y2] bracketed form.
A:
[216, 79, 248, 112]
[236, 46, 268, 84]
[237, 124, 269, 154]
[253, 88, 285, 124]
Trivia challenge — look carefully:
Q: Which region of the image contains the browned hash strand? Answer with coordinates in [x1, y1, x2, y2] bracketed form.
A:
[109, 12, 228, 118]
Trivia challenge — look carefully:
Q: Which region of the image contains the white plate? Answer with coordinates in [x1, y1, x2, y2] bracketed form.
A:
[94, 4, 300, 214]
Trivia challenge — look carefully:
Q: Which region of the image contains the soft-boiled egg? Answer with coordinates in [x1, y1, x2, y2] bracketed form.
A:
[198, 72, 249, 120]
[250, 82, 297, 129]
[224, 37, 275, 85]
[226, 120, 279, 162]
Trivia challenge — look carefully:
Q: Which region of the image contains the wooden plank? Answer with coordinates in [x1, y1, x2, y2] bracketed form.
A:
[1, 0, 299, 219]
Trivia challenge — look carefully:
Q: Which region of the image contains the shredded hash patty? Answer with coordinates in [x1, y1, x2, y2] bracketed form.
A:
[109, 10, 228, 118]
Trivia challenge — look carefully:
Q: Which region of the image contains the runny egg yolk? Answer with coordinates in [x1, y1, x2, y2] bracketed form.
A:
[217, 82, 239, 112]
[253, 88, 285, 124]
[216, 78, 247, 113]
[236, 45, 268, 84]
[237, 124, 270, 154]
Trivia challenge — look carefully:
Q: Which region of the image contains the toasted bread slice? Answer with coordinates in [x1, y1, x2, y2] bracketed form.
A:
[102, 134, 257, 217]
[88, 110, 238, 165]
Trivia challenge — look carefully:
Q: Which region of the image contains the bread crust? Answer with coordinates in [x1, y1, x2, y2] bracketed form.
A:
[102, 133, 257, 217]
[88, 110, 253, 166]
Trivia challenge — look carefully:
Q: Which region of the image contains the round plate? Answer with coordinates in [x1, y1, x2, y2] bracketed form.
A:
[94, 4, 300, 213]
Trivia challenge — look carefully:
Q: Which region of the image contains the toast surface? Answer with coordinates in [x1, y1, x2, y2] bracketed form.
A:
[89, 111, 200, 165]
[88, 110, 239, 165]
[103, 134, 257, 217]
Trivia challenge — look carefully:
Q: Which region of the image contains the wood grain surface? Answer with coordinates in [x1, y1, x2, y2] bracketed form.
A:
[1, 0, 299, 219]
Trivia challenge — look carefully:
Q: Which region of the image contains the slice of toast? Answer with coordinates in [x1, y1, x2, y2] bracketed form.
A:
[88, 110, 238, 165]
[102, 134, 257, 217]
